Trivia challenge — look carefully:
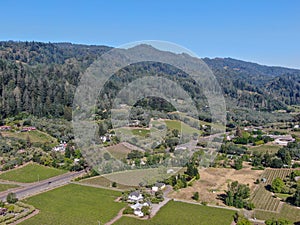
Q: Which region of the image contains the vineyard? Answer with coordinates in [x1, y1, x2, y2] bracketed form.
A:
[251, 169, 294, 212]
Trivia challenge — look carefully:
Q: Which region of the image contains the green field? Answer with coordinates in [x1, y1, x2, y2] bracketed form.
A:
[115, 200, 235, 225]
[103, 167, 181, 186]
[105, 143, 132, 160]
[0, 183, 19, 192]
[255, 204, 300, 222]
[249, 144, 281, 154]
[0, 163, 66, 183]
[79, 176, 136, 190]
[131, 128, 151, 137]
[164, 120, 201, 135]
[2, 130, 57, 144]
[20, 184, 126, 225]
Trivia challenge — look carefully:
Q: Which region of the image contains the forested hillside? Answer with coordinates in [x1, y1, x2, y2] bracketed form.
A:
[0, 41, 299, 124]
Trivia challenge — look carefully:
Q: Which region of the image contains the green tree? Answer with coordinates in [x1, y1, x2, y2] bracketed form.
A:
[6, 192, 18, 204]
[225, 181, 250, 209]
[293, 185, 300, 206]
[265, 218, 292, 225]
[237, 217, 251, 225]
[271, 177, 285, 193]
[192, 192, 199, 201]
[234, 158, 243, 170]
[141, 206, 150, 216]
[103, 152, 111, 161]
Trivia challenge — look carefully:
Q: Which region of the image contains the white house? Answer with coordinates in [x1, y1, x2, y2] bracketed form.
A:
[152, 182, 166, 192]
[130, 202, 150, 217]
[133, 208, 144, 217]
[128, 191, 143, 202]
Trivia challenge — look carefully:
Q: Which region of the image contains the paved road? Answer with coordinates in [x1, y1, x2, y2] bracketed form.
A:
[150, 185, 172, 217]
[0, 170, 85, 201]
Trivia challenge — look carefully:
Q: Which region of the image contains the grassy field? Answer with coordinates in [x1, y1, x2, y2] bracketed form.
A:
[20, 184, 126, 225]
[0, 163, 66, 183]
[105, 143, 132, 160]
[131, 128, 151, 137]
[0, 183, 19, 192]
[115, 200, 235, 225]
[249, 144, 281, 154]
[164, 120, 201, 135]
[79, 176, 136, 190]
[103, 167, 181, 186]
[255, 204, 300, 222]
[2, 130, 57, 144]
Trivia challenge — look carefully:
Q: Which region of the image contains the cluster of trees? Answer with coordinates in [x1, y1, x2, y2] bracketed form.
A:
[265, 218, 292, 225]
[225, 181, 254, 210]
[232, 128, 273, 146]
[165, 163, 199, 190]
[220, 142, 248, 155]
[251, 141, 300, 169]
[270, 171, 300, 207]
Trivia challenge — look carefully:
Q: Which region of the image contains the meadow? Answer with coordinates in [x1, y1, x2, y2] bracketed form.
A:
[249, 144, 281, 154]
[115, 200, 235, 225]
[2, 130, 57, 144]
[79, 175, 136, 190]
[0, 163, 66, 183]
[20, 184, 126, 225]
[0, 183, 19, 192]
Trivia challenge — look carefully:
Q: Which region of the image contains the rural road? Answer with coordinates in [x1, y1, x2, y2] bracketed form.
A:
[150, 185, 172, 217]
[0, 170, 85, 201]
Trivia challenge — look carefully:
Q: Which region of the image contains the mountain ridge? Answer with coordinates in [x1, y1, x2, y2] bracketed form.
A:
[0, 41, 299, 124]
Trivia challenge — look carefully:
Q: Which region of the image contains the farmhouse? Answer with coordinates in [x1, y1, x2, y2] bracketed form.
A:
[128, 191, 143, 202]
[52, 141, 67, 152]
[130, 202, 150, 217]
[152, 182, 166, 192]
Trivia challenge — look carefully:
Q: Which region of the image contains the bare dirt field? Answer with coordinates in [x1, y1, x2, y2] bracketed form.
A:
[168, 163, 264, 205]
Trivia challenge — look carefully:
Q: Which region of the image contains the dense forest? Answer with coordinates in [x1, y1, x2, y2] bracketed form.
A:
[0, 41, 299, 125]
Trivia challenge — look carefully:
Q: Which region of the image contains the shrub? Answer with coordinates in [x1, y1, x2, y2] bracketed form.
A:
[6, 192, 18, 204]
[123, 206, 134, 214]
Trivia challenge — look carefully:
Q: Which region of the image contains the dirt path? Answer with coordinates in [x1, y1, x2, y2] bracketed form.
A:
[10, 209, 40, 225]
[121, 142, 145, 152]
[105, 207, 125, 225]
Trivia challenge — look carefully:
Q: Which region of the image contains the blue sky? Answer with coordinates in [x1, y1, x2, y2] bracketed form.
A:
[1, 0, 300, 68]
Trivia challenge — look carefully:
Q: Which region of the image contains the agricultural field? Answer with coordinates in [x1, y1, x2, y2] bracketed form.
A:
[0, 183, 19, 192]
[114, 200, 235, 225]
[79, 175, 136, 190]
[0, 163, 66, 183]
[251, 168, 300, 222]
[254, 204, 300, 223]
[249, 143, 281, 154]
[168, 164, 263, 205]
[104, 167, 181, 186]
[163, 120, 201, 135]
[105, 143, 133, 160]
[20, 184, 126, 225]
[1, 130, 57, 144]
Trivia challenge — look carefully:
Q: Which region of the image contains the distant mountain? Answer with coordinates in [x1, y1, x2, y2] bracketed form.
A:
[0, 41, 298, 124]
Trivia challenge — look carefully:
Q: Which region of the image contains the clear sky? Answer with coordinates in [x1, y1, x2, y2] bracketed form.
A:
[1, 0, 300, 68]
